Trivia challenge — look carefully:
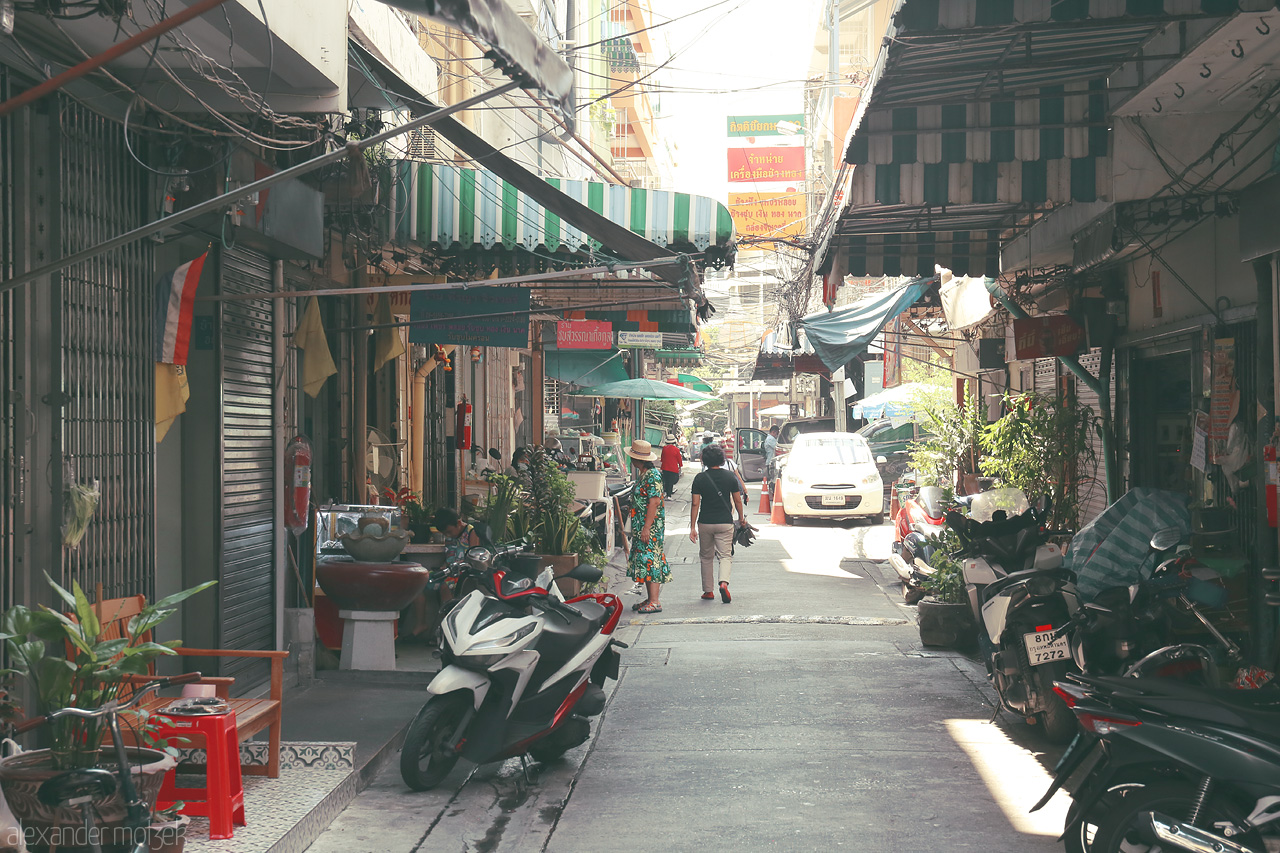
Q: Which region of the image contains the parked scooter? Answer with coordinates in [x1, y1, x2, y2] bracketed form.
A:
[1055, 527, 1245, 685]
[945, 488, 1077, 742]
[400, 544, 626, 791]
[889, 479, 959, 603]
[1034, 673, 1280, 853]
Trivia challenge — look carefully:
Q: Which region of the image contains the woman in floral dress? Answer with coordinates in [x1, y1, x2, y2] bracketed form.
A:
[625, 439, 669, 613]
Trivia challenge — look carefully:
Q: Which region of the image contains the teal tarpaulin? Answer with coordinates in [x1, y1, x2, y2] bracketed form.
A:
[799, 277, 932, 372]
[544, 349, 628, 388]
[1067, 488, 1191, 602]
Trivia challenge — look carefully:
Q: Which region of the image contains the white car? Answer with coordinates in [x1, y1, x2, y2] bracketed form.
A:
[776, 432, 884, 524]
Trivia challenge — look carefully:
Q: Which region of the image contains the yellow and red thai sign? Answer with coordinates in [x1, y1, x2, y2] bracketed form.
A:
[728, 193, 807, 239]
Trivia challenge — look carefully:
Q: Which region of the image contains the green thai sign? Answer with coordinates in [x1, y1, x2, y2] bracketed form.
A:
[726, 114, 805, 137]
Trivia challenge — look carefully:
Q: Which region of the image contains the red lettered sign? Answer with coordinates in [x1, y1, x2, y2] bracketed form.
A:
[1012, 315, 1085, 360]
[727, 147, 805, 182]
[556, 320, 613, 349]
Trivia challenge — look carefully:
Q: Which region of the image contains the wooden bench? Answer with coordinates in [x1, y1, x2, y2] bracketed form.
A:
[87, 594, 290, 779]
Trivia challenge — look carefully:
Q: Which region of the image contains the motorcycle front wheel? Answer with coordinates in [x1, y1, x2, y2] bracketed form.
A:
[1091, 782, 1262, 853]
[400, 693, 470, 791]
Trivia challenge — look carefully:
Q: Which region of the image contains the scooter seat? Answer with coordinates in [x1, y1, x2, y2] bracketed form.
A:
[533, 600, 608, 663]
[1098, 676, 1280, 736]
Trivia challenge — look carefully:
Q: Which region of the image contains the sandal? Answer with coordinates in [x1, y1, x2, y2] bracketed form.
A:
[631, 600, 651, 612]
[636, 602, 662, 614]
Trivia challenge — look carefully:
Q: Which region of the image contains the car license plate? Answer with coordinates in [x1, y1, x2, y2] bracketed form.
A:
[1024, 629, 1070, 666]
[821, 494, 845, 506]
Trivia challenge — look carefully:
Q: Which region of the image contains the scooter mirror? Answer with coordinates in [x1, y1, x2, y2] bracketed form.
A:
[1149, 526, 1181, 551]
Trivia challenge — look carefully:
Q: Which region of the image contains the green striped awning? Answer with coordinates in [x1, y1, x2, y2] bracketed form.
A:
[397, 163, 736, 259]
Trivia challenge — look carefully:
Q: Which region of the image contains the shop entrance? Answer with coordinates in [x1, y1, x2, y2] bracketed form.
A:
[1131, 352, 1193, 492]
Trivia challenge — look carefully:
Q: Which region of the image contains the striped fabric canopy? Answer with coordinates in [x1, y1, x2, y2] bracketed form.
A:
[395, 163, 736, 260]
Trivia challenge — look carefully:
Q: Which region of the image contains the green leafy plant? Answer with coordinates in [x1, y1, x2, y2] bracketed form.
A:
[910, 394, 987, 489]
[480, 474, 522, 544]
[978, 391, 1098, 532]
[516, 447, 579, 554]
[539, 511, 581, 557]
[919, 530, 966, 604]
[386, 487, 435, 538]
[0, 574, 216, 770]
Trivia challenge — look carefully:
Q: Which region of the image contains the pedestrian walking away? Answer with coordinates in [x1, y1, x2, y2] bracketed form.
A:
[660, 433, 684, 498]
[689, 443, 750, 604]
[625, 439, 669, 614]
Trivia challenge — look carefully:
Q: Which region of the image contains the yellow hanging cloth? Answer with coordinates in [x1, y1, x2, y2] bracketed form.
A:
[296, 296, 337, 398]
[373, 292, 405, 371]
[155, 362, 190, 442]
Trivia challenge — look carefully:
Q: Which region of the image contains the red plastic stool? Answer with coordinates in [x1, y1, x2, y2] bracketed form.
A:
[154, 710, 246, 840]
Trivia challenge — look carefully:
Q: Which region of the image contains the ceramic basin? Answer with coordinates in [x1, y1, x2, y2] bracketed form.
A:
[315, 558, 430, 612]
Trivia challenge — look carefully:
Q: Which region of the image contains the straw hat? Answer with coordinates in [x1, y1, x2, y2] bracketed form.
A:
[624, 439, 659, 462]
[664, 434, 678, 444]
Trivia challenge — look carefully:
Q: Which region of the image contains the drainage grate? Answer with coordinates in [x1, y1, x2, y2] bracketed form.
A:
[619, 647, 670, 666]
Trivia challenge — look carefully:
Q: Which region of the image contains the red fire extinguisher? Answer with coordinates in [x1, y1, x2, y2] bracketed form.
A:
[1265, 433, 1278, 528]
[284, 435, 312, 536]
[456, 396, 473, 451]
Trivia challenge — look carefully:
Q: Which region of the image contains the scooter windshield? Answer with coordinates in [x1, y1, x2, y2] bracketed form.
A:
[967, 488, 1030, 522]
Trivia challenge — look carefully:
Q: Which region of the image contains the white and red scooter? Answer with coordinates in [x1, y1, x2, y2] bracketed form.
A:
[400, 545, 626, 791]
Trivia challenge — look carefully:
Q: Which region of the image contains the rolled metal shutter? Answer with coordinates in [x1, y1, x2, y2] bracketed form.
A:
[1034, 357, 1058, 396]
[1075, 349, 1112, 527]
[219, 247, 276, 689]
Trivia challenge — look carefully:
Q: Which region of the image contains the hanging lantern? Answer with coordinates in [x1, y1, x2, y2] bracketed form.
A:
[470, 346, 482, 363]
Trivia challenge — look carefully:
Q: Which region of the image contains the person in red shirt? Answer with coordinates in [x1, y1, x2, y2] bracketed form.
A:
[660, 434, 685, 498]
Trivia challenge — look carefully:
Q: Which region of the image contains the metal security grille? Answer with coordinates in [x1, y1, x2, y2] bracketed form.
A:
[57, 98, 155, 600]
[1034, 357, 1059, 397]
[1076, 349, 1116, 526]
[219, 247, 276, 689]
[1, 66, 15, 628]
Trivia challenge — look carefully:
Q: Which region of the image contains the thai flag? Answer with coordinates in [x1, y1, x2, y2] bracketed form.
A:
[153, 252, 206, 365]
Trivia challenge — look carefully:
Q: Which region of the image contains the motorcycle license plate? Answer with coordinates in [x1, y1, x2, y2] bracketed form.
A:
[821, 494, 845, 505]
[1024, 629, 1070, 665]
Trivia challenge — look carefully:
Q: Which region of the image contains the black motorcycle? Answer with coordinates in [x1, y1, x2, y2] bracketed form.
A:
[1057, 527, 1245, 685]
[1034, 673, 1280, 853]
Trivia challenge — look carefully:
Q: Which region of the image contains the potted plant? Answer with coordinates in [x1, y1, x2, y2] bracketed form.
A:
[387, 487, 435, 543]
[0, 574, 215, 835]
[147, 801, 191, 853]
[515, 448, 582, 593]
[916, 531, 977, 649]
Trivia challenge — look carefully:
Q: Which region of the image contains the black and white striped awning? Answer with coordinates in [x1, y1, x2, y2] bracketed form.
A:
[825, 0, 1240, 280]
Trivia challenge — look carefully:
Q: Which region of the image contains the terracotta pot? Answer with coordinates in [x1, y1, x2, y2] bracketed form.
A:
[315, 557, 430, 611]
[0, 747, 175, 837]
[917, 597, 977, 649]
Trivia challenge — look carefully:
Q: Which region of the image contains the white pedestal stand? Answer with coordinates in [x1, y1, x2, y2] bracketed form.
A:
[337, 609, 399, 670]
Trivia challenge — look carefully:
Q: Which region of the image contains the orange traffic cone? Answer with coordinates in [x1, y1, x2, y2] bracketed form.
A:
[770, 479, 789, 525]
[758, 480, 771, 514]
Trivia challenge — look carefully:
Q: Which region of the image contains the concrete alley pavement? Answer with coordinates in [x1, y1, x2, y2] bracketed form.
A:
[307, 469, 1071, 852]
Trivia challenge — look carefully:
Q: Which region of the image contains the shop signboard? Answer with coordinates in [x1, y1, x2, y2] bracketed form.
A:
[409, 286, 531, 348]
[617, 330, 662, 348]
[727, 147, 805, 182]
[556, 320, 612, 349]
[1011, 315, 1085, 360]
[728, 192, 807, 239]
[727, 114, 805, 137]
